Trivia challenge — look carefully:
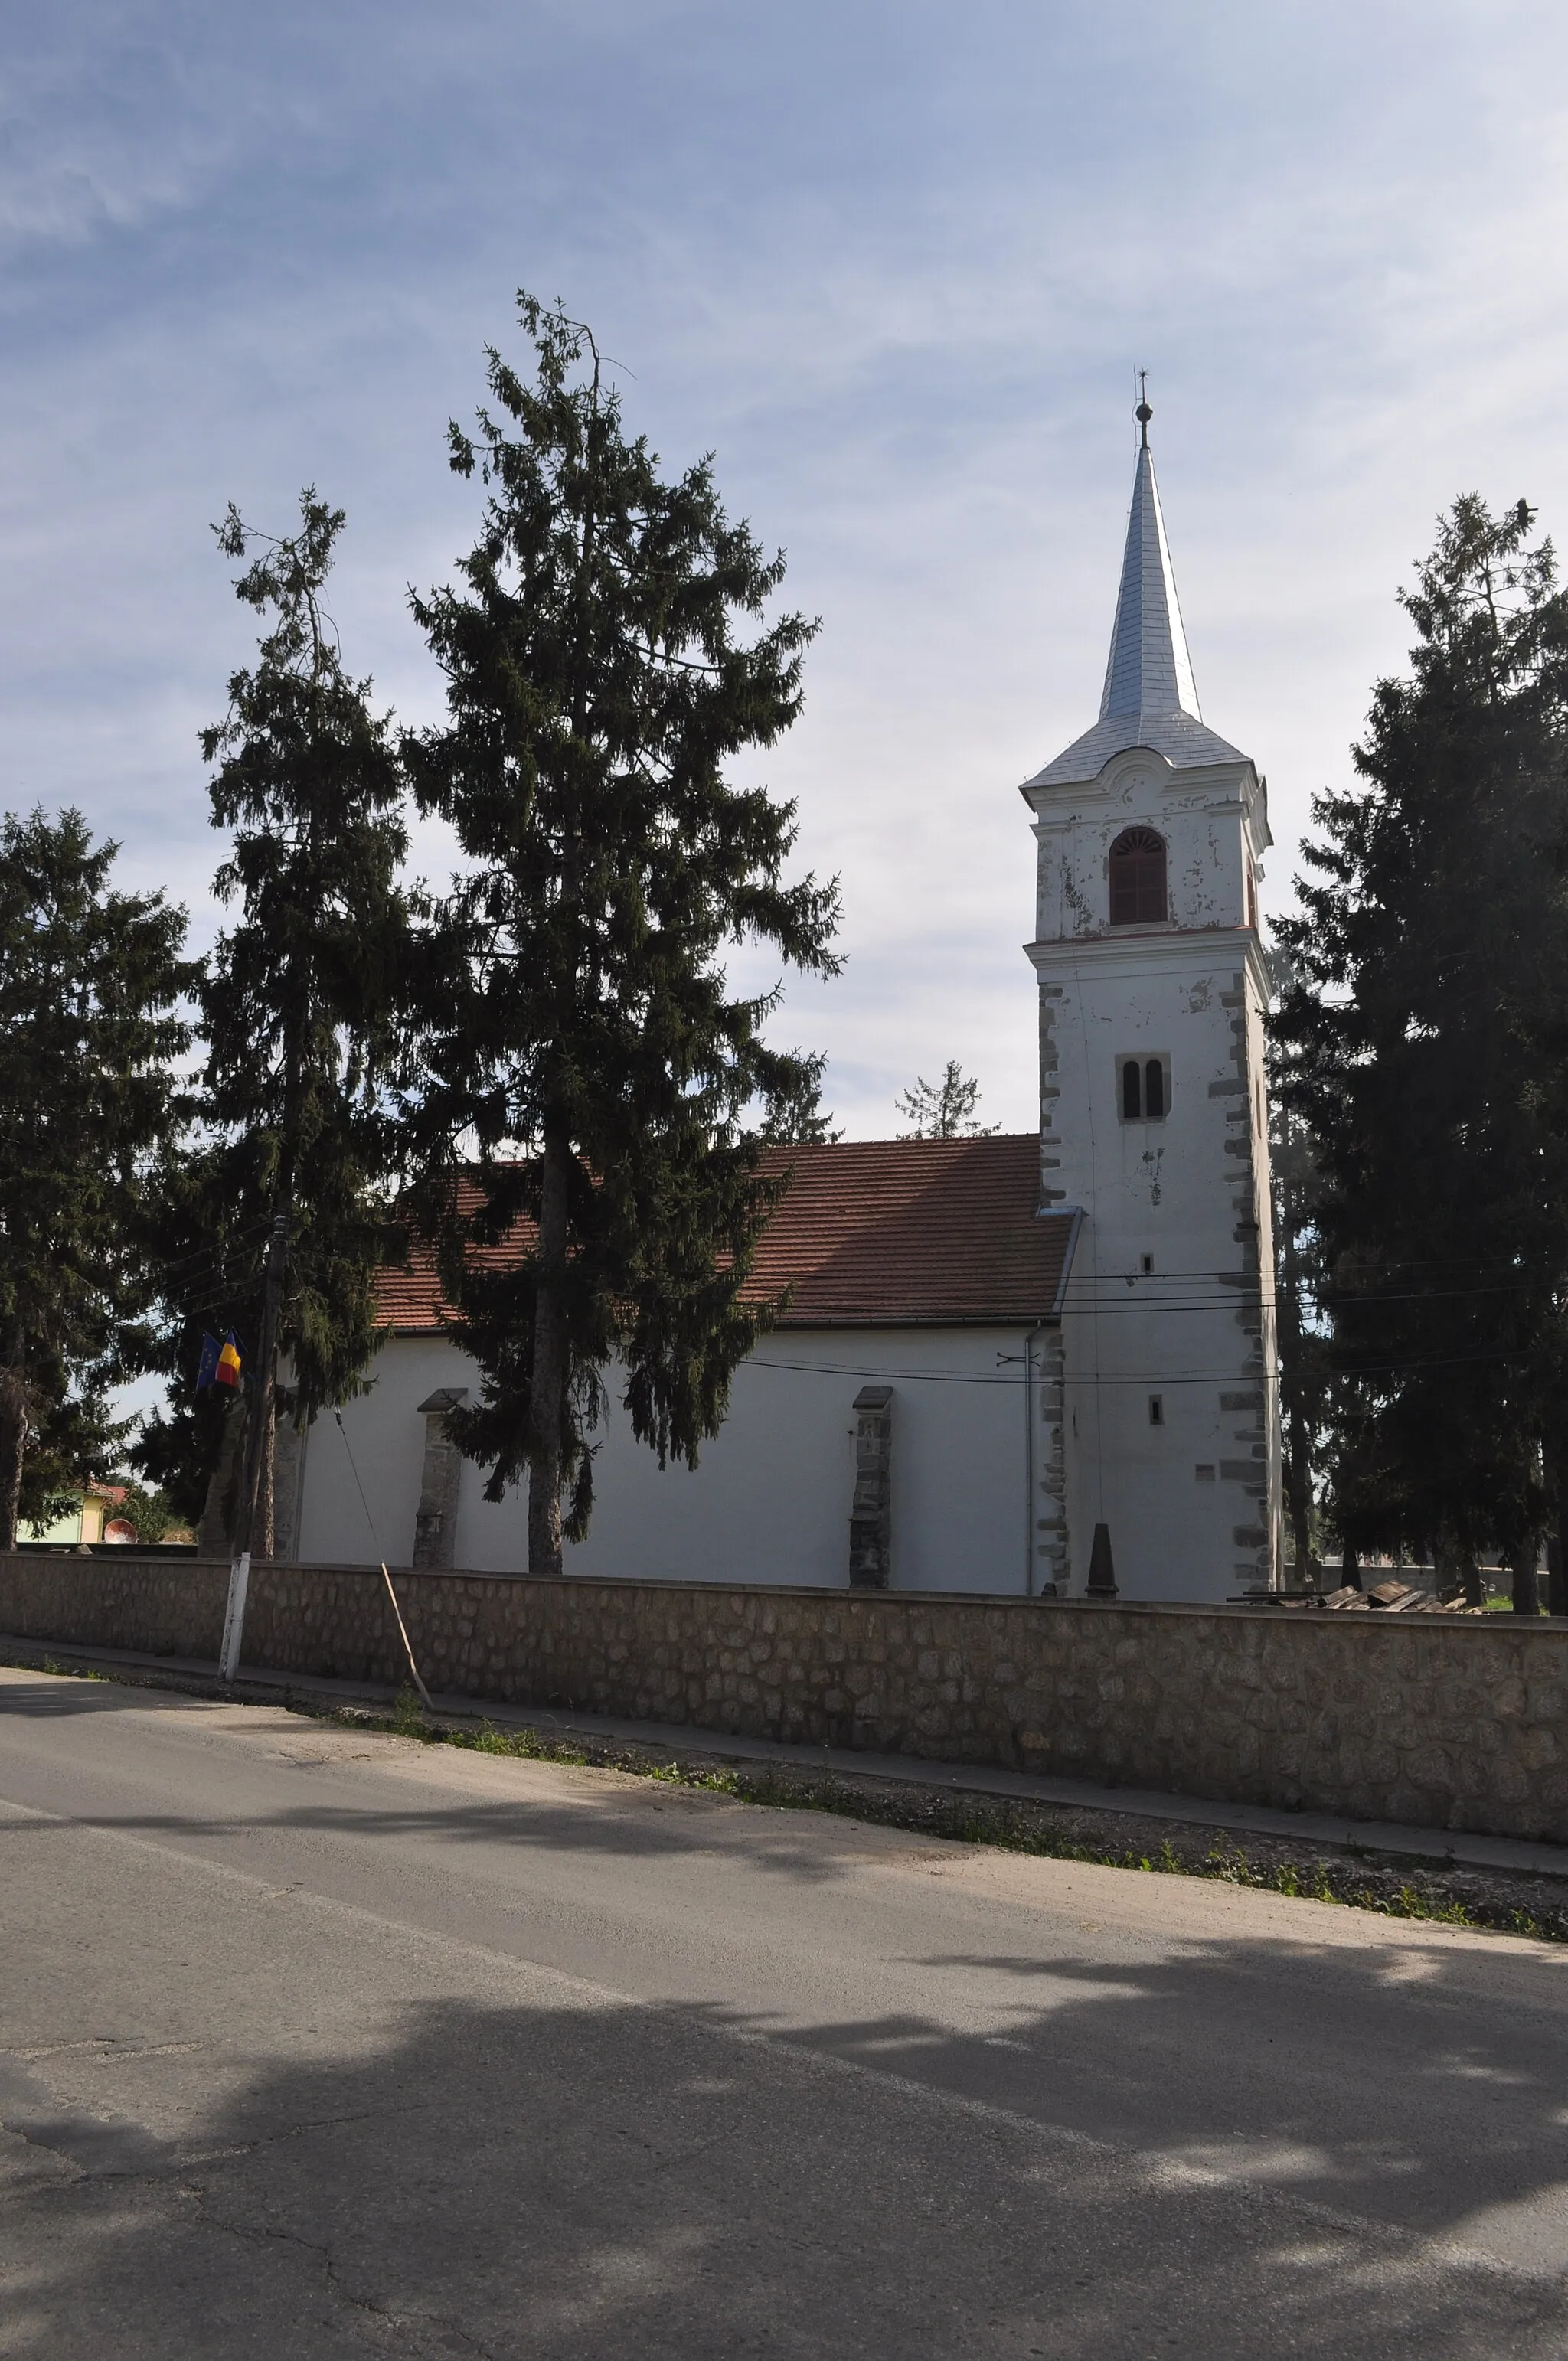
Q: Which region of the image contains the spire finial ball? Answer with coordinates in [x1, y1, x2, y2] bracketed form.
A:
[1135, 400, 1152, 426]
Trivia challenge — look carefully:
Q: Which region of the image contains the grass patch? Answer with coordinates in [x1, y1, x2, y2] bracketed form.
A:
[321, 1697, 1568, 1943]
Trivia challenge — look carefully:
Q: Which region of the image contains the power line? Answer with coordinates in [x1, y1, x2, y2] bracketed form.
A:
[732, 1347, 1530, 1390]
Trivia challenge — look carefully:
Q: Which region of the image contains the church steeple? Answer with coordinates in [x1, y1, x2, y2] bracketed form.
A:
[1020, 393, 1282, 1605]
[1098, 408, 1202, 725]
[1021, 394, 1242, 792]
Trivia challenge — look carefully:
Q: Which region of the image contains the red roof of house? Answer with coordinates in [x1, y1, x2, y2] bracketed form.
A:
[378, 1133, 1077, 1334]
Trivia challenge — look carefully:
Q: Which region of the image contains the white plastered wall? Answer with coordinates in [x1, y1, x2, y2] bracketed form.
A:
[295, 1324, 1035, 1593]
[1029, 749, 1282, 1603]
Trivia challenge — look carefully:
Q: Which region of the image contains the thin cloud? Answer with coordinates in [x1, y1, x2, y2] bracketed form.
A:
[6, 1, 1568, 1135]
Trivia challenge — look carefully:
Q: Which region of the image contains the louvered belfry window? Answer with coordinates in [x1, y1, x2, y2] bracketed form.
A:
[1109, 827, 1168, 926]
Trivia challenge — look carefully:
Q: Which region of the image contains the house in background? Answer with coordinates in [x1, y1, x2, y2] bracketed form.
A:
[26, 1482, 136, 1547]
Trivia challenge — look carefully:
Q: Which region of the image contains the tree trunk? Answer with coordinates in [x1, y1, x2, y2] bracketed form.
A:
[234, 1210, 289, 1563]
[196, 1389, 248, 1556]
[260, 1406, 276, 1561]
[527, 1124, 570, 1577]
[1287, 1451, 1312, 1589]
[1510, 1541, 1541, 1615]
[1341, 1543, 1361, 1592]
[0, 1364, 27, 1553]
[1545, 1437, 1568, 1616]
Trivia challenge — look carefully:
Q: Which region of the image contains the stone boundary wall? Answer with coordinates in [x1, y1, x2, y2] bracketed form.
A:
[3, 1552, 1567, 1843]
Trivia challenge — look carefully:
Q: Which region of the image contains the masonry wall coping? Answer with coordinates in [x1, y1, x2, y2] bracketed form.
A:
[29, 1553, 1556, 1637]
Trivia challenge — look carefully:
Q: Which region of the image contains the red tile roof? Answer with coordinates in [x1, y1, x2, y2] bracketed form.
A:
[379, 1134, 1077, 1334]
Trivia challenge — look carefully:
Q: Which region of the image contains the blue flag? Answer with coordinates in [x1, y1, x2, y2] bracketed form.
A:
[194, 1332, 221, 1392]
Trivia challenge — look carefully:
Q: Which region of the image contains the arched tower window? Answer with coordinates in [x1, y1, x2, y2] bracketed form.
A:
[1118, 1055, 1170, 1122]
[1109, 827, 1168, 926]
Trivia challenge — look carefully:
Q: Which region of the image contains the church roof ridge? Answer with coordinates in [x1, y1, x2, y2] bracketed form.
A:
[1023, 407, 1246, 792]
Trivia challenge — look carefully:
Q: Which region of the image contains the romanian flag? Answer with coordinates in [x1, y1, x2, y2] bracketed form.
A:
[198, 1332, 243, 1393]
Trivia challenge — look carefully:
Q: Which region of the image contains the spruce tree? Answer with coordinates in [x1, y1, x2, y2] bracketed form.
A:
[895, 1062, 998, 1139]
[759, 1050, 842, 1144]
[405, 297, 840, 1576]
[138, 495, 409, 1553]
[1274, 495, 1568, 1601]
[0, 808, 189, 1547]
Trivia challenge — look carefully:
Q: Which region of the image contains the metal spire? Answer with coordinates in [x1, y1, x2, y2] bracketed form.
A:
[1021, 388, 1245, 791]
[1097, 384, 1201, 723]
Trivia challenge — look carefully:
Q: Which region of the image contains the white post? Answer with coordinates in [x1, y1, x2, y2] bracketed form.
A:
[219, 1551, 250, 1682]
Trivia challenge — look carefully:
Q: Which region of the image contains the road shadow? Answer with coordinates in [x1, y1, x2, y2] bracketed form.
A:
[7, 1967, 1568, 2361]
[8, 1669, 1568, 2353]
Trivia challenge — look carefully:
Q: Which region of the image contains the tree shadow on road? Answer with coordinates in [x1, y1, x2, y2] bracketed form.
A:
[8, 1670, 1568, 2353]
[6, 1932, 1568, 2353]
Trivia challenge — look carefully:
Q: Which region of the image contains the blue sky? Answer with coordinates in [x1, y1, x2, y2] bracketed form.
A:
[7, 1, 1568, 1135]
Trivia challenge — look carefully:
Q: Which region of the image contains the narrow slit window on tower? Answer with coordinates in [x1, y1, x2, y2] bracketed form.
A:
[1121, 1058, 1142, 1120]
[1144, 1058, 1165, 1118]
[1109, 826, 1168, 926]
[1148, 1395, 1165, 1427]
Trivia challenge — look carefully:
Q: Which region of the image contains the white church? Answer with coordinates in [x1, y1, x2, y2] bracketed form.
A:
[283, 404, 1283, 1604]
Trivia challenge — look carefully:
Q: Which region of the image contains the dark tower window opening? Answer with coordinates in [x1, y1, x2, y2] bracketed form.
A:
[1117, 1054, 1171, 1122]
[1109, 826, 1168, 926]
[1148, 1395, 1165, 1426]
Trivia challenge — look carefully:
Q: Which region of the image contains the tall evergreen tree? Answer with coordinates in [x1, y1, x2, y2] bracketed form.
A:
[1273, 495, 1568, 1605]
[759, 1050, 842, 1145]
[136, 494, 409, 1552]
[0, 808, 189, 1547]
[405, 297, 840, 1576]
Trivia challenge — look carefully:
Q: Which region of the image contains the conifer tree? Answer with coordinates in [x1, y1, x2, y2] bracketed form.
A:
[405, 297, 840, 1576]
[895, 1062, 998, 1139]
[759, 1050, 842, 1144]
[137, 495, 409, 1552]
[1274, 495, 1568, 1602]
[0, 808, 189, 1547]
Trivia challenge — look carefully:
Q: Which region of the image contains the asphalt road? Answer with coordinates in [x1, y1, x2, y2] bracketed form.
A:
[5, 1667, 1568, 2357]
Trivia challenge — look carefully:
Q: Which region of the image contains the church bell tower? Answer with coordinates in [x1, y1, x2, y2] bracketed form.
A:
[1021, 395, 1282, 1602]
